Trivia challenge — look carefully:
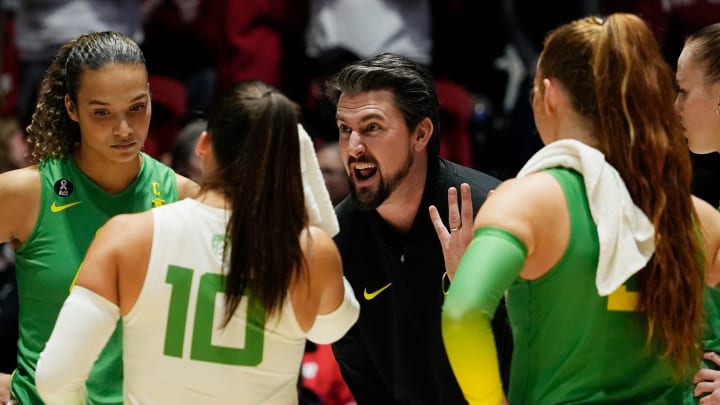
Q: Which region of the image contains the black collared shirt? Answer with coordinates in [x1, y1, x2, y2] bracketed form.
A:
[332, 158, 512, 405]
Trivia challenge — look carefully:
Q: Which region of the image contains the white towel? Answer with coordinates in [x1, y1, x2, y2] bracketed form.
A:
[299, 124, 340, 236]
[516, 139, 655, 296]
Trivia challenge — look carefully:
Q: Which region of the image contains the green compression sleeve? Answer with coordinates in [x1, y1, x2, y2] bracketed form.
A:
[442, 227, 527, 405]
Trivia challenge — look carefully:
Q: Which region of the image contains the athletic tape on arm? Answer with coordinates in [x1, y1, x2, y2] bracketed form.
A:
[36, 286, 120, 405]
[442, 227, 527, 405]
[307, 277, 360, 344]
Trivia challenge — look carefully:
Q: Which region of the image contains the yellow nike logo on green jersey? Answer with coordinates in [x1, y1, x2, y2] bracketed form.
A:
[363, 282, 391, 300]
[50, 201, 82, 212]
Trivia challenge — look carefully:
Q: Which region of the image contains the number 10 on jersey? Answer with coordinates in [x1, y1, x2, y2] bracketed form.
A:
[163, 265, 266, 365]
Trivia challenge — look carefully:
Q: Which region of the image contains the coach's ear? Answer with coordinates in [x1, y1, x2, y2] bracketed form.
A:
[412, 117, 433, 152]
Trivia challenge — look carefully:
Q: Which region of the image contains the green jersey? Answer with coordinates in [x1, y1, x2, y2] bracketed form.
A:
[685, 286, 720, 404]
[683, 204, 720, 404]
[11, 153, 178, 405]
[701, 287, 720, 357]
[507, 168, 682, 404]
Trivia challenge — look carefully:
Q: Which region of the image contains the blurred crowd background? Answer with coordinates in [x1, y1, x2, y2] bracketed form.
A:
[3, 1, 720, 197]
[1, 1, 720, 404]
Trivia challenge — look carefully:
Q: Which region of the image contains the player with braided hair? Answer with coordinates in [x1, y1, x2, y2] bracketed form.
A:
[0, 31, 198, 405]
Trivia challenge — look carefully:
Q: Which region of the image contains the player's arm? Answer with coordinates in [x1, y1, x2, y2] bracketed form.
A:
[0, 167, 41, 245]
[35, 285, 118, 405]
[0, 167, 40, 402]
[692, 196, 720, 287]
[442, 174, 563, 405]
[442, 227, 523, 405]
[73, 212, 152, 312]
[303, 226, 359, 344]
[35, 213, 148, 404]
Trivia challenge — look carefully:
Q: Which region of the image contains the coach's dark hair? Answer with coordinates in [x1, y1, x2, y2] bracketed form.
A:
[205, 80, 307, 324]
[325, 52, 441, 159]
[26, 31, 146, 163]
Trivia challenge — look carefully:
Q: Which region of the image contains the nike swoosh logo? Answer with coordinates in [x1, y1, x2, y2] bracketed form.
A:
[50, 201, 82, 212]
[363, 282, 391, 300]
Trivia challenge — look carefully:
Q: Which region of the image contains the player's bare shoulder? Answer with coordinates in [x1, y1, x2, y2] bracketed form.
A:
[0, 166, 41, 244]
[175, 173, 200, 199]
[475, 172, 565, 230]
[0, 165, 41, 193]
[301, 226, 341, 269]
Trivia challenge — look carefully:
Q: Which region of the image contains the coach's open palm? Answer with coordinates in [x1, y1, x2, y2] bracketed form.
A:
[429, 183, 475, 281]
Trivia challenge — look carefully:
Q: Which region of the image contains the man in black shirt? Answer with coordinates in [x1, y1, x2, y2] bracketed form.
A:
[326, 52, 513, 404]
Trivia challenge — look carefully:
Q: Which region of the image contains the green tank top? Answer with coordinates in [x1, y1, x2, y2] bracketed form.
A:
[12, 153, 178, 405]
[682, 201, 720, 404]
[706, 205, 720, 361]
[507, 168, 682, 404]
[684, 285, 720, 404]
[700, 286, 720, 361]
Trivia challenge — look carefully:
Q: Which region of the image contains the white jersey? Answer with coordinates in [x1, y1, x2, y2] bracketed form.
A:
[123, 198, 307, 405]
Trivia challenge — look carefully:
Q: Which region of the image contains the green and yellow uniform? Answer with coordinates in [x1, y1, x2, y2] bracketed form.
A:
[444, 168, 683, 405]
[11, 153, 178, 405]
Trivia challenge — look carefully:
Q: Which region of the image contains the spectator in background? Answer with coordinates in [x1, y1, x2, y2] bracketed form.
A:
[316, 141, 349, 207]
[197, 0, 307, 103]
[0, 117, 27, 171]
[301, 0, 509, 170]
[14, 0, 143, 129]
[1, 2, 19, 118]
[169, 117, 206, 183]
[483, 0, 610, 180]
[145, 74, 188, 160]
[301, 48, 359, 146]
[304, 0, 432, 70]
[140, 0, 217, 114]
